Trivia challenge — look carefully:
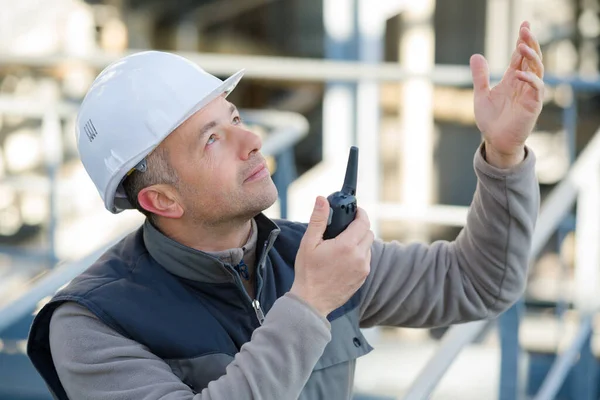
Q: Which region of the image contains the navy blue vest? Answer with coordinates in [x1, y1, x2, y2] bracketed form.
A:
[27, 217, 361, 399]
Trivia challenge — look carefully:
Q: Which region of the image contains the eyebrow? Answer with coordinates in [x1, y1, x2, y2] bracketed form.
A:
[198, 104, 239, 139]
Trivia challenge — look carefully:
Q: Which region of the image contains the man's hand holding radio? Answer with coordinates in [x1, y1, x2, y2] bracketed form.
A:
[291, 196, 374, 318]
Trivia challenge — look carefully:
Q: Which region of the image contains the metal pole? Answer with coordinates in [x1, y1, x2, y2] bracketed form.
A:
[401, 320, 489, 400]
[41, 111, 63, 267]
[570, 317, 597, 400]
[573, 160, 600, 313]
[533, 315, 594, 400]
[356, 0, 383, 236]
[498, 300, 523, 400]
[563, 86, 578, 164]
[398, 0, 436, 242]
[272, 150, 296, 219]
[323, 0, 357, 165]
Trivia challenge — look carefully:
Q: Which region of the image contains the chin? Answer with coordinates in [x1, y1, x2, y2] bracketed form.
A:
[258, 184, 279, 211]
[248, 182, 278, 215]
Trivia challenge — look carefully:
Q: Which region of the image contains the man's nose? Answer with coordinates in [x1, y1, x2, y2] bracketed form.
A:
[234, 126, 262, 160]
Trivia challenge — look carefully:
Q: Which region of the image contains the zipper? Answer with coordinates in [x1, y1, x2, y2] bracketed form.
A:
[226, 261, 266, 326]
[252, 299, 265, 324]
[254, 241, 269, 301]
[226, 233, 277, 326]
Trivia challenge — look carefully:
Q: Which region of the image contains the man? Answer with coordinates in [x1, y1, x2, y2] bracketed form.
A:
[28, 21, 543, 400]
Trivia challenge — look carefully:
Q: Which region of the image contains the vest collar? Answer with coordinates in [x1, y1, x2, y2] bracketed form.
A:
[142, 214, 281, 284]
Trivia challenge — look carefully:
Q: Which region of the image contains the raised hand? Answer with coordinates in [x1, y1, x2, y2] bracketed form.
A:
[470, 21, 544, 168]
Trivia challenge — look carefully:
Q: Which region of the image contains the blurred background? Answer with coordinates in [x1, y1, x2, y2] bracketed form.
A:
[0, 0, 600, 399]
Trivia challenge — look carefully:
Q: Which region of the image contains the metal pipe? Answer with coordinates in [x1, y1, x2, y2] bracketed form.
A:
[573, 161, 600, 313]
[398, 0, 436, 243]
[1, 51, 600, 89]
[531, 126, 600, 258]
[356, 0, 383, 236]
[533, 315, 594, 400]
[41, 111, 63, 267]
[401, 320, 488, 400]
[0, 236, 124, 334]
[191, 0, 280, 28]
[0, 95, 77, 118]
[241, 109, 309, 157]
[368, 203, 468, 227]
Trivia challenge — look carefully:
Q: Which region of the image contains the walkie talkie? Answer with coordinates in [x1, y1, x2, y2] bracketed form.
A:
[323, 146, 358, 240]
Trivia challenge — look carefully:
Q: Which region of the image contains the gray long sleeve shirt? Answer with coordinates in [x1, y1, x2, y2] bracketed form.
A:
[48, 144, 540, 399]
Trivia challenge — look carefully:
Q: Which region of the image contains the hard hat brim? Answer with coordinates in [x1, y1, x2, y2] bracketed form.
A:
[172, 68, 245, 137]
[110, 68, 246, 213]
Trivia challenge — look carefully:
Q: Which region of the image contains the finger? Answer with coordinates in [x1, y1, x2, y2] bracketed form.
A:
[357, 230, 375, 255]
[516, 70, 545, 93]
[520, 25, 542, 62]
[508, 41, 525, 71]
[302, 196, 330, 248]
[510, 22, 534, 70]
[518, 43, 544, 78]
[470, 54, 490, 98]
[513, 21, 528, 52]
[337, 207, 371, 245]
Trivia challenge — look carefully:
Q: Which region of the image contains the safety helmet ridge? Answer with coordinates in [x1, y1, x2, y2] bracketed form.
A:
[75, 50, 244, 213]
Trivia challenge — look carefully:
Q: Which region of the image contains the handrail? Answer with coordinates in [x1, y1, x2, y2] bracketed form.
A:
[401, 126, 600, 400]
[401, 320, 488, 400]
[0, 109, 309, 334]
[1, 50, 600, 89]
[241, 109, 309, 157]
[0, 235, 126, 334]
[532, 315, 594, 400]
[0, 95, 78, 118]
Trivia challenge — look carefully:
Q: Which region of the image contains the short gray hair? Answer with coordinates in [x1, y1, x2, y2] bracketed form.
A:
[122, 146, 179, 223]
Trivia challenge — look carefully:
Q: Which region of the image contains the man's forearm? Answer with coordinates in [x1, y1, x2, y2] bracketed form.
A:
[359, 144, 540, 328]
[50, 295, 331, 400]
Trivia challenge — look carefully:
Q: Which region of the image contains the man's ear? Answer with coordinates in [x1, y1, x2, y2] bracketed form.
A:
[138, 185, 184, 219]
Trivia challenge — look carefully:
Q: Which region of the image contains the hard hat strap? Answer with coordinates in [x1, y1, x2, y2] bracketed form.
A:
[127, 158, 148, 176]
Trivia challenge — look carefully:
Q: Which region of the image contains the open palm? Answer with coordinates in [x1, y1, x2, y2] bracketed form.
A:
[471, 21, 544, 158]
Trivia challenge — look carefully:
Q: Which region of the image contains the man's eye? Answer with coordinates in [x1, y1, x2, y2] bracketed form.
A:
[207, 134, 217, 145]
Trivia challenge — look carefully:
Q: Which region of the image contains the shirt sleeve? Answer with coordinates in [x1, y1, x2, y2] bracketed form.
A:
[49, 294, 331, 400]
[359, 144, 540, 328]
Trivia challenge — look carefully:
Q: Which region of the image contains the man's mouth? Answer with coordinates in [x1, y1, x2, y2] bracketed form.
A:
[244, 162, 269, 183]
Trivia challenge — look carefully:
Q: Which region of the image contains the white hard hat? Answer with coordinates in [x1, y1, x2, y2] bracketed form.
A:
[75, 50, 244, 213]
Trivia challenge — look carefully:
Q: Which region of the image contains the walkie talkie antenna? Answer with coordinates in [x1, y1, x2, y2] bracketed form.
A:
[341, 146, 358, 195]
[323, 146, 359, 239]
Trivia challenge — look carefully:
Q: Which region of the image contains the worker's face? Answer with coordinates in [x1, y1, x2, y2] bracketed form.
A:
[162, 96, 278, 225]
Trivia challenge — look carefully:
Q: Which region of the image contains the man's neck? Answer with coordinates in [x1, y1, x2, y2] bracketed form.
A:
[155, 217, 253, 253]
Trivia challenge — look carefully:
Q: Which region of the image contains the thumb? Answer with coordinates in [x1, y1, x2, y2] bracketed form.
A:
[470, 54, 490, 99]
[303, 196, 330, 247]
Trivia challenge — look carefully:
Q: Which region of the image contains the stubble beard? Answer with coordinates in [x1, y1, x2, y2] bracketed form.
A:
[185, 178, 278, 228]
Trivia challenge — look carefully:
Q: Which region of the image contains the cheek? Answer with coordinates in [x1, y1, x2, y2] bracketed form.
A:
[194, 160, 238, 199]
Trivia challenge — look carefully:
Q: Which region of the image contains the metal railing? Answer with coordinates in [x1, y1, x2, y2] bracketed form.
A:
[3, 50, 600, 89]
[403, 126, 600, 400]
[533, 315, 594, 400]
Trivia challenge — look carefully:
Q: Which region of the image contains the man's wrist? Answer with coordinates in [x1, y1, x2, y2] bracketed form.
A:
[288, 286, 330, 318]
[482, 142, 526, 169]
[281, 292, 332, 332]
